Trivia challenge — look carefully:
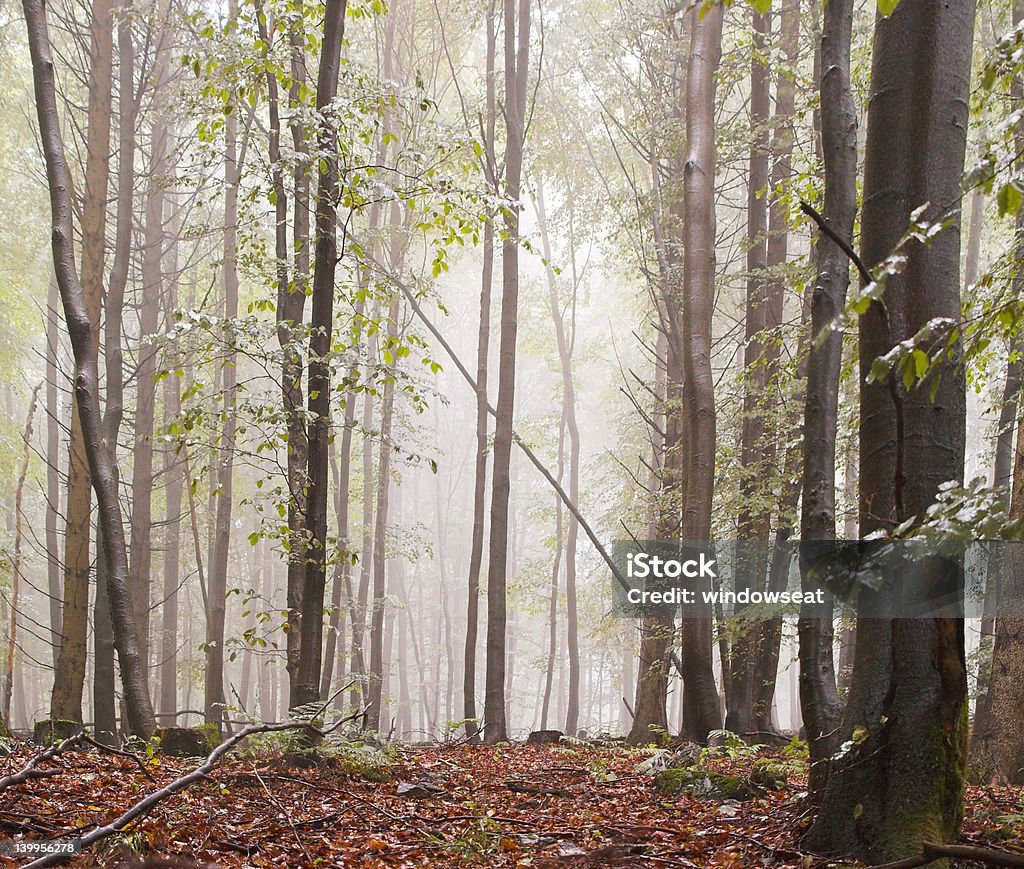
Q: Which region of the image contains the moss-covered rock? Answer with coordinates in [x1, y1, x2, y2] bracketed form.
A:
[157, 725, 219, 757]
[749, 758, 788, 790]
[654, 766, 758, 800]
[33, 719, 82, 744]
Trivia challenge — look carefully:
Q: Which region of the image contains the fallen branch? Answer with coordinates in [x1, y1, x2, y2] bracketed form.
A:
[25, 689, 367, 868]
[80, 734, 156, 783]
[0, 732, 84, 794]
[866, 841, 1024, 869]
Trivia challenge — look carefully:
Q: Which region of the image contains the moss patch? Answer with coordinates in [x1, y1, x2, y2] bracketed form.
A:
[750, 758, 788, 790]
[654, 766, 759, 800]
[157, 726, 219, 757]
[32, 719, 82, 744]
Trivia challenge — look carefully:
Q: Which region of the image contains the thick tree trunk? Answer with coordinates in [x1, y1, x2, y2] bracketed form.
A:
[805, 1, 975, 859]
[49, 0, 113, 726]
[483, 0, 530, 744]
[294, 0, 348, 709]
[24, 0, 156, 737]
[797, 0, 854, 799]
[677, 0, 723, 743]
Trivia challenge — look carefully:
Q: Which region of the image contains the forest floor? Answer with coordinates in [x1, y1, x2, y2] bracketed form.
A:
[0, 737, 1022, 868]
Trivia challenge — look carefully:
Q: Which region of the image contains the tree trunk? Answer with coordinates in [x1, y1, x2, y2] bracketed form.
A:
[535, 178, 582, 736]
[464, 0, 497, 743]
[805, 1, 975, 859]
[728, 6, 772, 737]
[278, 12, 310, 698]
[204, 41, 240, 727]
[49, 0, 113, 726]
[45, 279, 63, 669]
[797, 0, 855, 799]
[677, 0, 724, 743]
[972, 6, 1022, 753]
[3, 386, 42, 722]
[293, 0, 348, 710]
[130, 44, 170, 695]
[750, 0, 800, 737]
[23, 0, 156, 737]
[483, 0, 530, 744]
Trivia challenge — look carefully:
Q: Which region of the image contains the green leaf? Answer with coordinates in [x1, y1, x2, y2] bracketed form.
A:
[998, 182, 1023, 217]
[878, 0, 900, 16]
[868, 356, 891, 384]
[748, 0, 771, 12]
[912, 348, 929, 380]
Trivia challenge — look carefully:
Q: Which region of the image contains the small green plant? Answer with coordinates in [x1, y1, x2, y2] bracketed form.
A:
[322, 738, 398, 782]
[701, 729, 762, 762]
[588, 756, 616, 782]
[434, 816, 506, 861]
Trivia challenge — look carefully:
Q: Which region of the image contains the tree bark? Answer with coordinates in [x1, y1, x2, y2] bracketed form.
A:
[49, 0, 114, 726]
[3, 386, 42, 723]
[797, 0, 854, 799]
[805, 1, 975, 859]
[677, 0, 724, 743]
[293, 0, 348, 709]
[463, 0, 497, 743]
[483, 0, 530, 744]
[751, 0, 800, 737]
[204, 31, 240, 726]
[728, 6, 772, 737]
[23, 0, 156, 738]
[130, 36, 170, 696]
[536, 179, 582, 736]
[45, 280, 63, 669]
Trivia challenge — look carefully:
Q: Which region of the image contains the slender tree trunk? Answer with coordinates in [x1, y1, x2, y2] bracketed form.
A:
[751, 0, 800, 736]
[93, 4, 138, 743]
[367, 289, 400, 730]
[484, 0, 531, 746]
[806, 1, 975, 858]
[3, 386, 42, 722]
[797, 0, 855, 800]
[50, 0, 114, 726]
[24, 0, 156, 737]
[276, 11, 310, 697]
[204, 42, 240, 726]
[464, 0, 497, 742]
[535, 179, 582, 737]
[728, 6, 772, 737]
[130, 48, 170, 694]
[45, 279, 63, 668]
[293, 0, 348, 710]
[972, 18, 1022, 752]
[677, 0, 724, 743]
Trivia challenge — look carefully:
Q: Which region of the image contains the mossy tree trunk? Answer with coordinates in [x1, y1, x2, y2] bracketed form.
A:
[804, 1, 975, 861]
